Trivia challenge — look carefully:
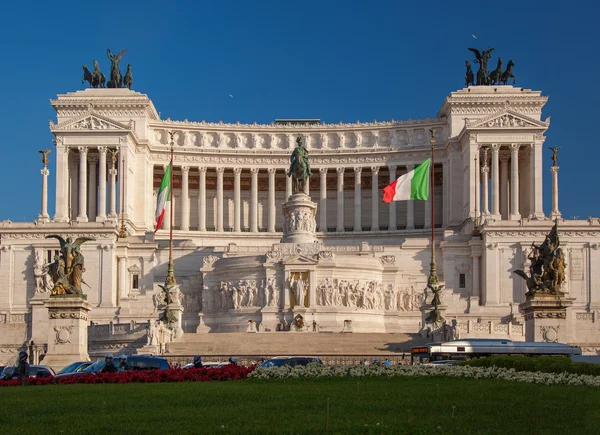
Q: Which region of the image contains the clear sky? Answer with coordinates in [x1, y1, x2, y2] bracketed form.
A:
[0, 0, 597, 222]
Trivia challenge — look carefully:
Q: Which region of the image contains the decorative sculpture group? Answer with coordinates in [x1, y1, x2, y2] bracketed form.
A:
[287, 136, 312, 194]
[82, 49, 133, 89]
[466, 48, 515, 86]
[514, 220, 566, 296]
[44, 235, 95, 297]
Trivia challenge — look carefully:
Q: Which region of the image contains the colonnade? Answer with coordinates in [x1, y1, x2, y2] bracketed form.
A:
[476, 143, 543, 221]
[156, 163, 442, 233]
[53, 146, 120, 223]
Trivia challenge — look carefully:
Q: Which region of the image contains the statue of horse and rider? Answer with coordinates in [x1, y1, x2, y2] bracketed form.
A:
[287, 136, 312, 195]
[466, 48, 515, 86]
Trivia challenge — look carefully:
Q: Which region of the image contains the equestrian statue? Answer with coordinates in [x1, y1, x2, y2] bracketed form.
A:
[287, 136, 312, 195]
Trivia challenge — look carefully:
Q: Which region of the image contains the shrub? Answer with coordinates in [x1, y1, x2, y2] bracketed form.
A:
[460, 356, 600, 376]
[0, 365, 255, 388]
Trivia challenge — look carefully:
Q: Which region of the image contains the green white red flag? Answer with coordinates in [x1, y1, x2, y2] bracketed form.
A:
[382, 158, 430, 202]
[155, 162, 172, 232]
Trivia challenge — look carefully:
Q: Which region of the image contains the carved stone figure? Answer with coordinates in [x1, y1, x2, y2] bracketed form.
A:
[45, 235, 95, 296]
[33, 252, 52, 294]
[514, 220, 565, 296]
[290, 274, 307, 307]
[287, 136, 312, 194]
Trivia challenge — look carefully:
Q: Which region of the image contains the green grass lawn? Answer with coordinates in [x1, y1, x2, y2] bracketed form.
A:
[1, 376, 598, 434]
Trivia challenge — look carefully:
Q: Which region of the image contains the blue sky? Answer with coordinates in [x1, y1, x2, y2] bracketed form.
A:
[0, 0, 597, 221]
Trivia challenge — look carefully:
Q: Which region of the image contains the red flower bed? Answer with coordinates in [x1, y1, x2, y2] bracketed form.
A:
[0, 365, 255, 388]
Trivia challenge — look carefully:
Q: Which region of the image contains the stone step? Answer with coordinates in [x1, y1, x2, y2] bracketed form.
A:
[166, 332, 426, 356]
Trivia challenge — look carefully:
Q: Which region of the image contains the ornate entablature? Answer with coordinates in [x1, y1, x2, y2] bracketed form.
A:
[438, 87, 548, 117]
[50, 89, 159, 120]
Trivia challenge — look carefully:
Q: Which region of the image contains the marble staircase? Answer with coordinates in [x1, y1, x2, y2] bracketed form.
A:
[166, 332, 427, 356]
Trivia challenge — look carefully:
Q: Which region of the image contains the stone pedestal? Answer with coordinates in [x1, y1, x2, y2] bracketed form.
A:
[260, 307, 280, 333]
[29, 292, 51, 345]
[41, 296, 92, 371]
[291, 307, 309, 332]
[281, 193, 318, 244]
[166, 285, 184, 339]
[519, 294, 574, 343]
[196, 313, 211, 333]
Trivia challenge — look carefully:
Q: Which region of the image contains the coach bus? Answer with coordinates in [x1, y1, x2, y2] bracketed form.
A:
[410, 339, 582, 365]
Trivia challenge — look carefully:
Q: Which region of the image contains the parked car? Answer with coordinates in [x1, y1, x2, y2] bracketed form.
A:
[126, 355, 170, 371]
[1, 364, 55, 380]
[183, 361, 230, 369]
[259, 356, 323, 369]
[55, 355, 170, 379]
[57, 361, 93, 375]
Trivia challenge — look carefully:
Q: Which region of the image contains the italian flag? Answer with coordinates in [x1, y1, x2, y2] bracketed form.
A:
[155, 162, 172, 232]
[382, 158, 430, 202]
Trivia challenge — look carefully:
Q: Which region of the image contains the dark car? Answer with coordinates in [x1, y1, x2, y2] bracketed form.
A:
[1, 365, 55, 380]
[57, 361, 94, 375]
[126, 355, 170, 371]
[55, 355, 170, 379]
[259, 356, 323, 369]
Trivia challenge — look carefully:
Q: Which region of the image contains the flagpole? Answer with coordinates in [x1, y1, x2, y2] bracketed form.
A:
[429, 129, 437, 284]
[165, 131, 176, 287]
[425, 128, 443, 327]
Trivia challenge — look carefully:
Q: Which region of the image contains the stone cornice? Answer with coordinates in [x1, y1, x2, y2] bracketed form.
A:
[50, 89, 159, 120]
[438, 86, 548, 117]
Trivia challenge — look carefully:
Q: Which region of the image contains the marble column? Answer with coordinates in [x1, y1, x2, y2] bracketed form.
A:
[97, 146, 107, 220]
[88, 155, 98, 221]
[303, 173, 310, 196]
[286, 174, 292, 200]
[319, 168, 327, 232]
[354, 167, 362, 232]
[77, 147, 88, 222]
[54, 146, 70, 222]
[388, 165, 396, 231]
[268, 168, 276, 233]
[500, 154, 509, 220]
[510, 144, 521, 220]
[406, 164, 414, 230]
[233, 168, 242, 232]
[216, 167, 224, 232]
[181, 166, 190, 231]
[481, 165, 490, 216]
[491, 144, 500, 219]
[39, 167, 50, 222]
[550, 166, 561, 219]
[336, 167, 344, 232]
[371, 166, 379, 231]
[198, 167, 206, 231]
[251, 168, 259, 232]
[472, 252, 481, 299]
[108, 165, 117, 218]
[530, 143, 544, 219]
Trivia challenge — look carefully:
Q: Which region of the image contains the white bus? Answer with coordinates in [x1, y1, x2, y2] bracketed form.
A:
[411, 339, 582, 365]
